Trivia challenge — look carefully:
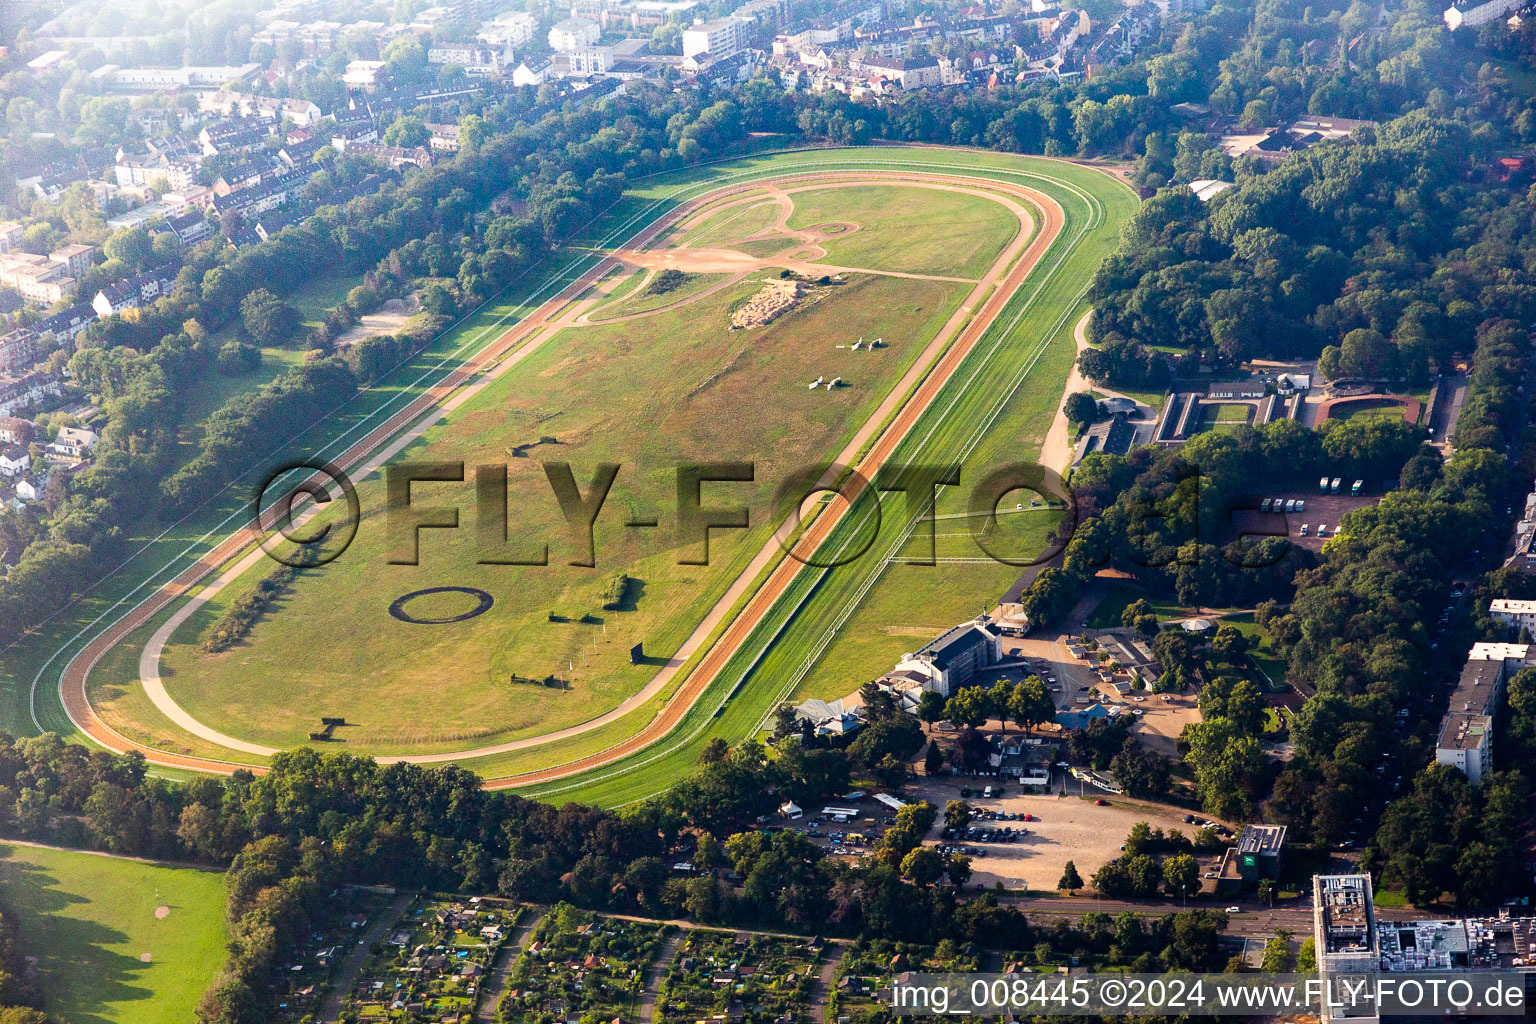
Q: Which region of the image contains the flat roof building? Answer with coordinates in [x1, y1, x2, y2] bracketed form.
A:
[683, 16, 751, 59]
[1490, 598, 1536, 635]
[1437, 712, 1494, 785]
[1467, 640, 1536, 666]
[1314, 873, 1380, 1024]
[1436, 642, 1523, 786]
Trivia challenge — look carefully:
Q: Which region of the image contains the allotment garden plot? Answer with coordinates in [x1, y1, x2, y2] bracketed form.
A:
[498, 904, 668, 1021]
[654, 928, 827, 1023]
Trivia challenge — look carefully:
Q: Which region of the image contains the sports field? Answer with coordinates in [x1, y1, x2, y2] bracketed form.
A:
[0, 844, 227, 1024]
[18, 147, 1135, 798]
[86, 170, 1031, 758]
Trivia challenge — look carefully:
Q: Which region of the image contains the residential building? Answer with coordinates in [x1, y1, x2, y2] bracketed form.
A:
[196, 92, 323, 126]
[1438, 711, 1494, 785]
[854, 52, 940, 88]
[0, 417, 35, 446]
[279, 137, 326, 168]
[513, 59, 552, 86]
[691, 49, 755, 84]
[0, 445, 28, 478]
[548, 17, 601, 51]
[774, 16, 854, 54]
[0, 223, 23, 253]
[32, 305, 96, 345]
[329, 141, 433, 170]
[330, 115, 378, 144]
[252, 18, 345, 55]
[1431, 644, 1530, 786]
[683, 16, 750, 58]
[198, 119, 272, 157]
[45, 426, 98, 461]
[342, 60, 388, 89]
[429, 43, 501, 67]
[1490, 598, 1536, 635]
[477, 10, 538, 47]
[0, 330, 38, 374]
[97, 63, 262, 91]
[15, 475, 44, 502]
[1444, 0, 1525, 29]
[92, 271, 174, 318]
[0, 374, 61, 418]
[165, 211, 214, 249]
[0, 254, 75, 306]
[567, 46, 615, 74]
[734, 0, 790, 26]
[209, 168, 309, 219]
[425, 123, 463, 153]
[48, 244, 94, 279]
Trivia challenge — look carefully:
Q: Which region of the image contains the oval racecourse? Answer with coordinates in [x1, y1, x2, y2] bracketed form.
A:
[19, 147, 1137, 806]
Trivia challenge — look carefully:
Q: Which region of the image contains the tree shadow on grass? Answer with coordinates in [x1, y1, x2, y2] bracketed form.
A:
[0, 847, 160, 1024]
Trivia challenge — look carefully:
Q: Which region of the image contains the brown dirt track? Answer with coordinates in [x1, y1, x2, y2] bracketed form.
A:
[58, 170, 1066, 786]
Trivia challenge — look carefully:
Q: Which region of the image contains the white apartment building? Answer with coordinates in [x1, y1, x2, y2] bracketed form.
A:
[548, 17, 601, 51]
[567, 47, 614, 74]
[97, 64, 262, 91]
[1432, 641, 1534, 787]
[48, 245, 94, 279]
[513, 59, 552, 86]
[1490, 598, 1536, 635]
[477, 10, 538, 47]
[1444, 0, 1524, 30]
[1437, 712, 1494, 785]
[683, 16, 751, 58]
[0, 253, 76, 306]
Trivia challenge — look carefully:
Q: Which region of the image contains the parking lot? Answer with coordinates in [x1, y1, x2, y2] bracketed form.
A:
[900, 773, 1225, 893]
[1226, 490, 1381, 552]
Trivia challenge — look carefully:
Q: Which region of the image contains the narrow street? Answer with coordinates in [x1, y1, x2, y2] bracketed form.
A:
[814, 940, 845, 1024]
[636, 930, 685, 1023]
[473, 907, 547, 1023]
[319, 891, 414, 1023]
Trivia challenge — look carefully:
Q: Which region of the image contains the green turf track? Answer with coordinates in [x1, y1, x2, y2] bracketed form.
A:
[5, 146, 1135, 796]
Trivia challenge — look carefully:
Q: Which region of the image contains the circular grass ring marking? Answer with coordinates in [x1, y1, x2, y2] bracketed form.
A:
[388, 586, 494, 625]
